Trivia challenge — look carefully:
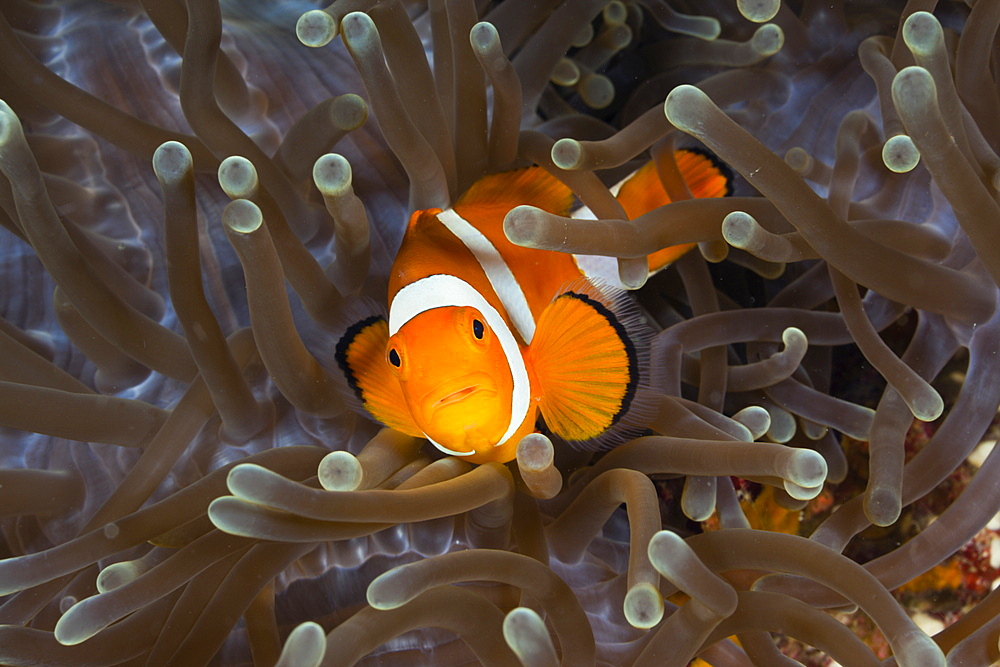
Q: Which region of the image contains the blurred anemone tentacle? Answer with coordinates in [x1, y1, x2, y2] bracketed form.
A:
[0, 0, 998, 665]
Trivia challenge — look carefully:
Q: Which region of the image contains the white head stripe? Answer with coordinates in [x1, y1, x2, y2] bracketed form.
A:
[388, 274, 531, 450]
[436, 208, 536, 343]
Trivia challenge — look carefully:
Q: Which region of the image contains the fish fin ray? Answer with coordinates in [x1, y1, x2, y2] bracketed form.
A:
[617, 149, 732, 273]
[332, 298, 424, 438]
[616, 160, 671, 219]
[530, 278, 656, 448]
[674, 147, 733, 199]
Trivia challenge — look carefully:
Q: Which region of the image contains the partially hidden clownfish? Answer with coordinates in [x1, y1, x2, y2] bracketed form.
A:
[334, 149, 731, 464]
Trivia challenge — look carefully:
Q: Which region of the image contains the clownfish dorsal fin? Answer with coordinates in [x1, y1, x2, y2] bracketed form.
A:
[455, 167, 575, 217]
[528, 278, 656, 447]
[616, 148, 733, 273]
[332, 298, 424, 438]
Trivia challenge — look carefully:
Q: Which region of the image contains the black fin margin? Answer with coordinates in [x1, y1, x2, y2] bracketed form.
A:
[676, 146, 735, 197]
[543, 277, 659, 452]
[325, 296, 389, 416]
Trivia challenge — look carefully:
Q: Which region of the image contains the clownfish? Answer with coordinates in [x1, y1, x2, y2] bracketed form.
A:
[334, 149, 731, 464]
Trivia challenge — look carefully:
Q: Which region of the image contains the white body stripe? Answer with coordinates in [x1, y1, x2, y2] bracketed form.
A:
[436, 208, 536, 343]
[388, 274, 531, 454]
[570, 201, 627, 290]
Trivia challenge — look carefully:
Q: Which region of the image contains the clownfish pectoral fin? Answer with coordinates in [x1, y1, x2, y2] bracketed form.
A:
[616, 148, 733, 273]
[332, 298, 424, 438]
[528, 279, 655, 448]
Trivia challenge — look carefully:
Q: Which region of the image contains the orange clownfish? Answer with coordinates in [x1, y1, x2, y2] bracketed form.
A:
[335, 149, 731, 464]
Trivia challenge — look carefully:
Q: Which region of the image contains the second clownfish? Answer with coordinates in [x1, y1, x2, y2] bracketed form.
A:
[335, 149, 731, 464]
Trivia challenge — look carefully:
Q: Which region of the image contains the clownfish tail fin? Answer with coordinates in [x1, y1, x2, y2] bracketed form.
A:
[330, 297, 424, 438]
[615, 147, 733, 220]
[615, 147, 733, 274]
[673, 146, 733, 200]
[529, 278, 656, 449]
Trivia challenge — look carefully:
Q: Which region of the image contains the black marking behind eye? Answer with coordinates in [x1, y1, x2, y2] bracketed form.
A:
[388, 348, 401, 367]
[472, 318, 485, 339]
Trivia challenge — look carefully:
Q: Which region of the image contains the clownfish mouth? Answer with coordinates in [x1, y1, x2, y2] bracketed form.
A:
[427, 373, 497, 410]
[435, 385, 481, 407]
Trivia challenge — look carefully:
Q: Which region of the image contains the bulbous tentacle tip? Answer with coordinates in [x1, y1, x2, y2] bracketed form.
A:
[864, 485, 903, 527]
[891, 66, 937, 118]
[551, 138, 583, 170]
[96, 559, 140, 593]
[276, 622, 327, 667]
[503, 205, 545, 246]
[578, 72, 614, 109]
[701, 20, 722, 41]
[53, 598, 102, 646]
[152, 141, 193, 184]
[222, 199, 264, 234]
[603, 1, 628, 26]
[738, 0, 781, 23]
[902, 11, 943, 57]
[516, 433, 561, 499]
[681, 479, 717, 522]
[618, 257, 649, 290]
[787, 448, 828, 488]
[732, 406, 771, 440]
[0, 98, 15, 123]
[648, 530, 738, 618]
[766, 406, 797, 443]
[318, 449, 363, 491]
[752, 23, 784, 57]
[331, 93, 368, 131]
[664, 84, 712, 134]
[0, 99, 24, 151]
[313, 153, 353, 197]
[340, 11, 380, 57]
[226, 462, 268, 495]
[218, 156, 258, 199]
[296, 10, 337, 48]
[366, 569, 404, 610]
[892, 632, 946, 667]
[551, 58, 581, 86]
[516, 433, 554, 471]
[784, 146, 812, 172]
[721, 211, 760, 250]
[781, 326, 808, 351]
[206, 496, 254, 537]
[623, 582, 665, 629]
[469, 21, 500, 54]
[502, 607, 559, 666]
[910, 389, 944, 422]
[783, 478, 823, 501]
[882, 134, 920, 173]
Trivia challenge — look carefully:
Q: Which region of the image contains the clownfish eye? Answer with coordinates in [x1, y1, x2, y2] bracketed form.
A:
[472, 319, 485, 340]
[388, 348, 401, 367]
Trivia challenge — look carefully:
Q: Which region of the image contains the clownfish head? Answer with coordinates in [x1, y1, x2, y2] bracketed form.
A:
[332, 275, 536, 465]
[386, 304, 530, 461]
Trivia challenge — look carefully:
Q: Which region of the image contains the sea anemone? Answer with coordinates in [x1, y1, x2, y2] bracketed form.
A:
[1, 0, 998, 665]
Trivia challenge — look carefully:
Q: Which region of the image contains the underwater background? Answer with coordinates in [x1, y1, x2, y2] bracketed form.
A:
[1, 0, 999, 664]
